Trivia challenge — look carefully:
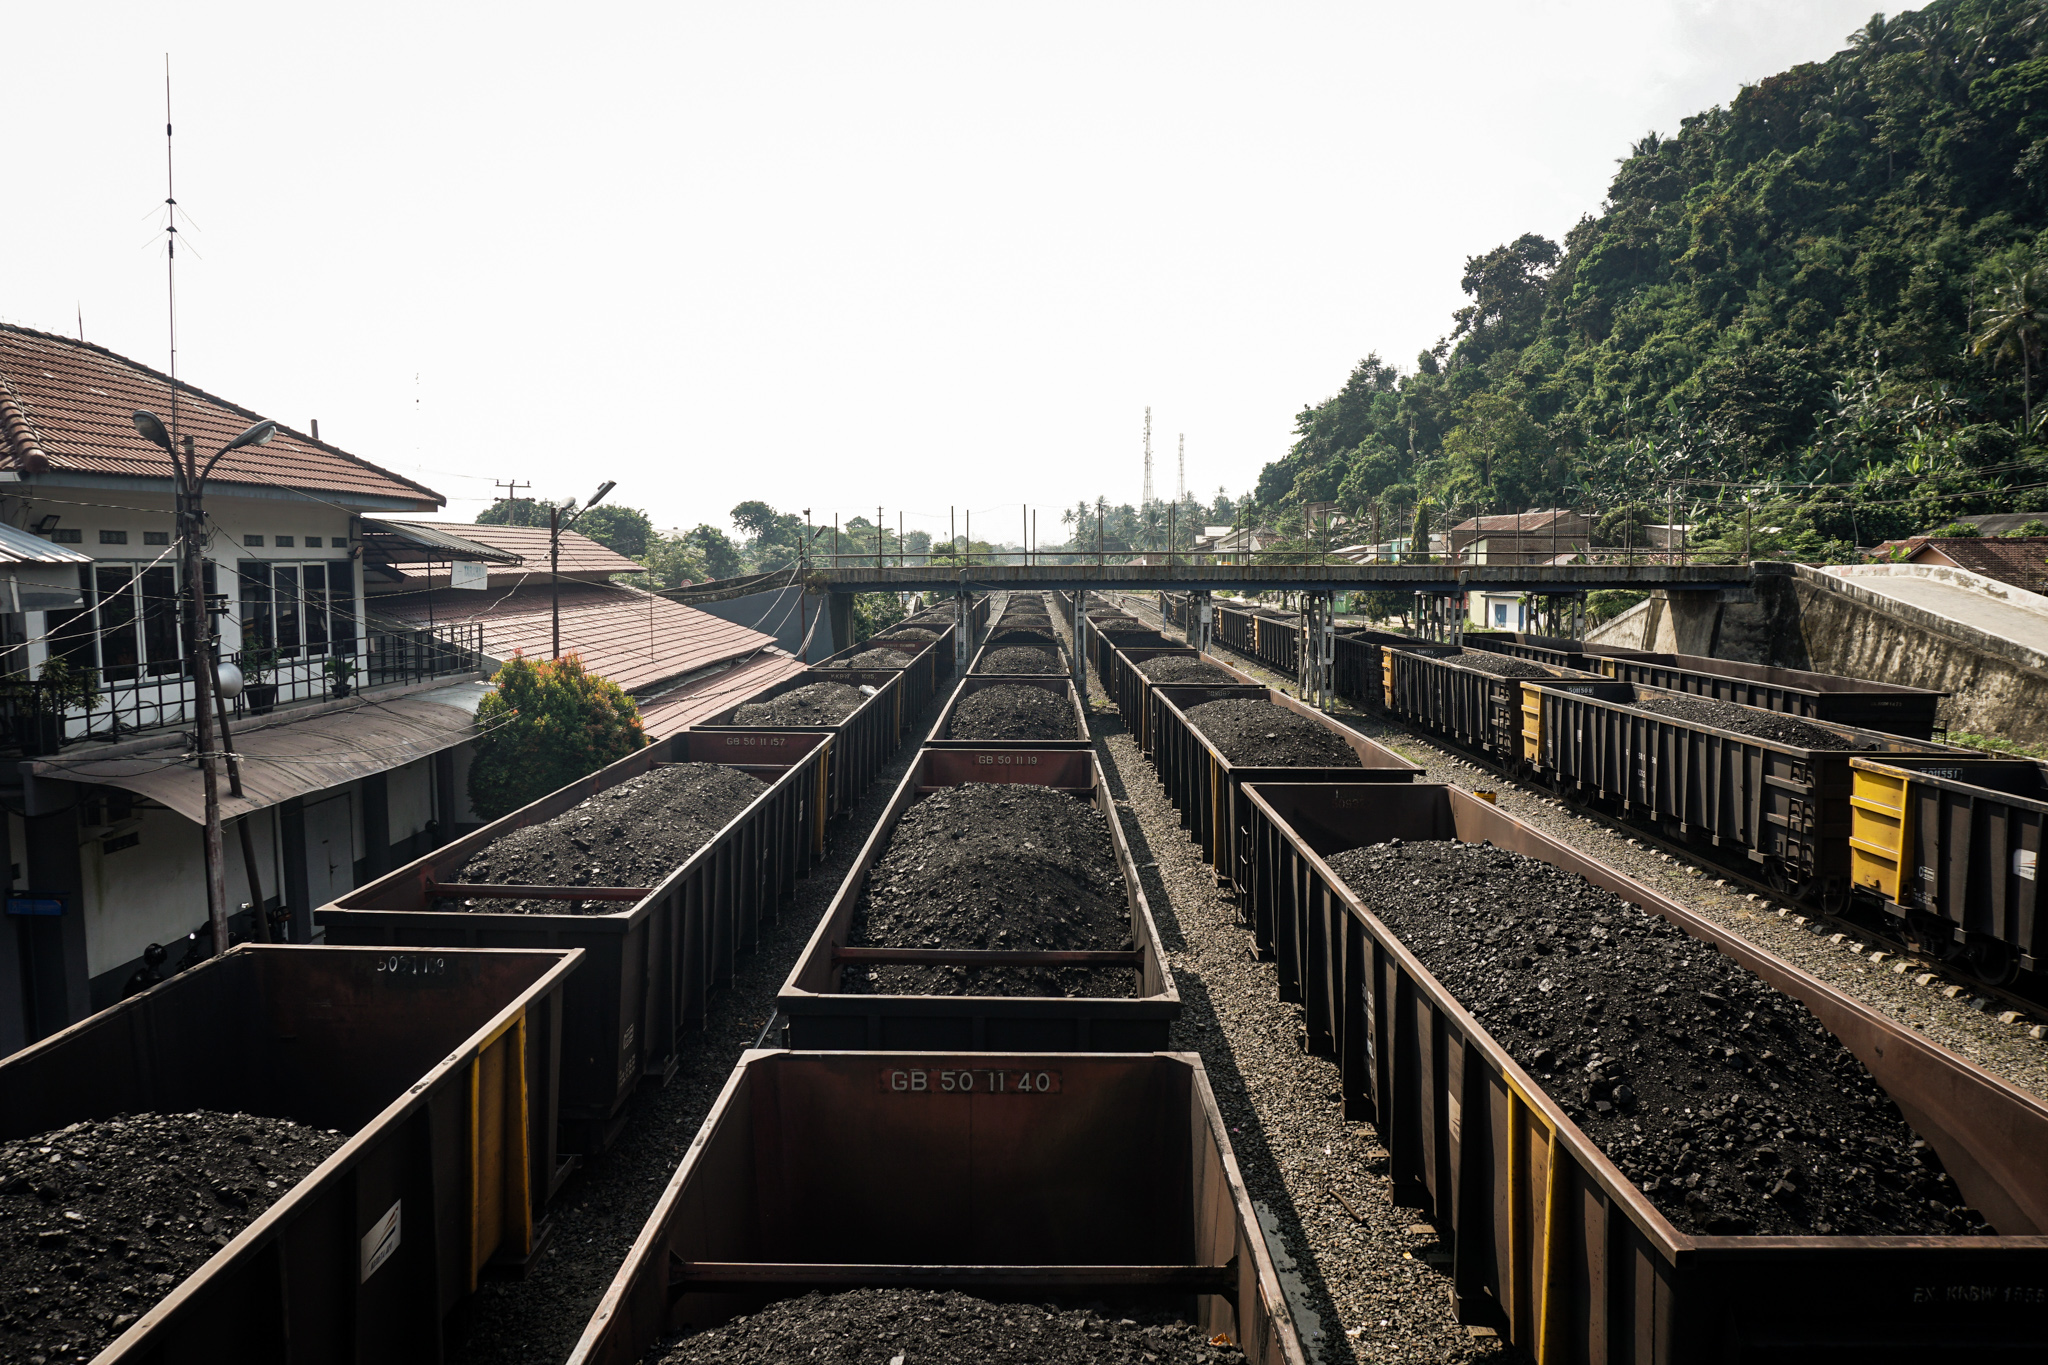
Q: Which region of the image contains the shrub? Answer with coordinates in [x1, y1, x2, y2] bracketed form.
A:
[467, 654, 647, 821]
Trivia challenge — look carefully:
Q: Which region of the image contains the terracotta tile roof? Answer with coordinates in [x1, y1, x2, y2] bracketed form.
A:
[634, 653, 809, 739]
[378, 521, 643, 580]
[374, 581, 780, 693]
[0, 324, 442, 510]
[1910, 537, 2048, 592]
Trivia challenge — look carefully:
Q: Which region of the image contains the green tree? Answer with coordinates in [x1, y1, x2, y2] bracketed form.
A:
[476, 498, 551, 528]
[1971, 259, 2048, 434]
[574, 504, 652, 558]
[684, 524, 741, 579]
[852, 592, 907, 643]
[640, 532, 709, 588]
[468, 654, 647, 821]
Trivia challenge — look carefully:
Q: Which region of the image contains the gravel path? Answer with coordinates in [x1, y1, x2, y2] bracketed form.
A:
[445, 695, 949, 1365]
[1108, 596, 2048, 1110]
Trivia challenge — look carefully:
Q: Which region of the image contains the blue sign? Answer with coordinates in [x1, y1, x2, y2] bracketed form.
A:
[6, 892, 66, 917]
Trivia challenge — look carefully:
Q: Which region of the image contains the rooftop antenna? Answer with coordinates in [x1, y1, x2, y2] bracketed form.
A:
[1142, 406, 1153, 507]
[163, 54, 180, 448]
[76, 303, 84, 343]
[1177, 432, 1185, 503]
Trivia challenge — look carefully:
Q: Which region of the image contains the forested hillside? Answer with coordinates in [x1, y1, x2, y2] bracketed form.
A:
[1255, 1, 2048, 558]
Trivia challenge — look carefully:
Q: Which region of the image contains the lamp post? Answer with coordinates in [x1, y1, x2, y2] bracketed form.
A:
[132, 408, 277, 956]
[552, 480, 616, 659]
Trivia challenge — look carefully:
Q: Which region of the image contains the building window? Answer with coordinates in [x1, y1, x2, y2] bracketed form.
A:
[100, 530, 128, 545]
[245, 535, 264, 548]
[51, 528, 82, 544]
[305, 536, 322, 548]
[275, 536, 295, 548]
[238, 559, 358, 660]
[47, 561, 196, 681]
[144, 531, 170, 546]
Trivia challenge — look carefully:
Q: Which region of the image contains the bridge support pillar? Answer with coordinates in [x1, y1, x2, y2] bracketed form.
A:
[955, 587, 971, 673]
[1071, 589, 1086, 703]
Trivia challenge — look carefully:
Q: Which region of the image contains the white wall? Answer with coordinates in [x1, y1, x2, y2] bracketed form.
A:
[388, 757, 434, 843]
[83, 804, 281, 976]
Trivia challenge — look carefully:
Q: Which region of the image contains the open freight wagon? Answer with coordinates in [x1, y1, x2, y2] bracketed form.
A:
[925, 674, 1092, 751]
[1382, 645, 1607, 763]
[1148, 683, 1422, 896]
[566, 1049, 1305, 1365]
[0, 945, 579, 1365]
[780, 746, 1178, 1049]
[691, 664, 908, 817]
[1235, 780, 2048, 1363]
[1329, 630, 1457, 713]
[1849, 754, 2048, 983]
[815, 626, 951, 715]
[967, 637, 1073, 678]
[318, 730, 826, 1152]
[1523, 679, 1965, 907]
[1109, 645, 1260, 753]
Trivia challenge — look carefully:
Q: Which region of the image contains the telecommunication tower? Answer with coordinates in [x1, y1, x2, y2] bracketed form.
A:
[1142, 407, 1154, 506]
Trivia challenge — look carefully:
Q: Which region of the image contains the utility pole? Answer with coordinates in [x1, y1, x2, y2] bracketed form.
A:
[1177, 432, 1185, 504]
[494, 477, 530, 514]
[552, 480, 616, 658]
[180, 434, 226, 951]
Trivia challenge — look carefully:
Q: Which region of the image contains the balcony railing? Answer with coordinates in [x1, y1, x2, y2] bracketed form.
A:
[1, 621, 486, 756]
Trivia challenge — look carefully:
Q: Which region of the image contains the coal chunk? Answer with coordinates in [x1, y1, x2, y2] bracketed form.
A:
[1182, 699, 1361, 768]
[453, 763, 765, 913]
[1322, 839, 1987, 1237]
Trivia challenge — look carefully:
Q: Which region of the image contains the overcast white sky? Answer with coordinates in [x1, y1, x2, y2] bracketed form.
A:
[4, 2, 1889, 543]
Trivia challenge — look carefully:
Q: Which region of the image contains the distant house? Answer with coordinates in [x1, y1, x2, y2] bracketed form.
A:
[1448, 510, 1592, 565]
[1874, 536, 2048, 595]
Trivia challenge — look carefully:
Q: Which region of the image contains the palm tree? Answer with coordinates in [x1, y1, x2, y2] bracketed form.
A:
[1972, 262, 2048, 436]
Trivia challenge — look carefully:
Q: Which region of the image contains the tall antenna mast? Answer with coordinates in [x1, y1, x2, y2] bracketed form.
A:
[1142, 406, 1153, 507]
[1177, 433, 1185, 503]
[164, 55, 180, 447]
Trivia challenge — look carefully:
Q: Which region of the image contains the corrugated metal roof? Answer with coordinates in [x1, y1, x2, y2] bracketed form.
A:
[374, 522, 641, 585]
[374, 582, 784, 694]
[361, 518, 524, 565]
[0, 519, 93, 565]
[27, 683, 486, 822]
[0, 325, 443, 509]
[635, 653, 808, 739]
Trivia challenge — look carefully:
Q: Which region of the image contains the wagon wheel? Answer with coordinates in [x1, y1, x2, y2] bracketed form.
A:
[1762, 857, 1795, 898]
[1961, 938, 2022, 989]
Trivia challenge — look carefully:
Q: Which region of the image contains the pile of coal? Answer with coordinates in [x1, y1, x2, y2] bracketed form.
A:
[974, 646, 1064, 675]
[1181, 699, 1361, 767]
[825, 648, 914, 669]
[875, 627, 941, 646]
[1137, 656, 1238, 685]
[1632, 695, 1864, 750]
[0, 1112, 346, 1363]
[453, 764, 765, 913]
[731, 681, 866, 726]
[1453, 649, 1554, 679]
[1322, 838, 1987, 1237]
[948, 684, 1080, 741]
[652, 1287, 1247, 1363]
[847, 783, 1133, 998]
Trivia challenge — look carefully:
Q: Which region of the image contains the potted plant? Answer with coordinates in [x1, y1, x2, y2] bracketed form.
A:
[323, 655, 356, 699]
[13, 658, 101, 755]
[241, 645, 281, 715]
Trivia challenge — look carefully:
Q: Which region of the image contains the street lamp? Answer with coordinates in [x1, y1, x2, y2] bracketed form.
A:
[132, 409, 276, 955]
[552, 480, 616, 659]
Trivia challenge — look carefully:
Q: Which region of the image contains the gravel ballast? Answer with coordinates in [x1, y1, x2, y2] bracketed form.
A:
[1182, 698, 1361, 768]
[1323, 840, 1985, 1237]
[651, 1288, 1247, 1364]
[975, 645, 1063, 674]
[1631, 694, 1864, 750]
[1138, 656, 1240, 685]
[730, 681, 867, 726]
[453, 763, 766, 913]
[947, 684, 1079, 740]
[847, 783, 1134, 999]
[826, 648, 914, 669]
[0, 1112, 346, 1363]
